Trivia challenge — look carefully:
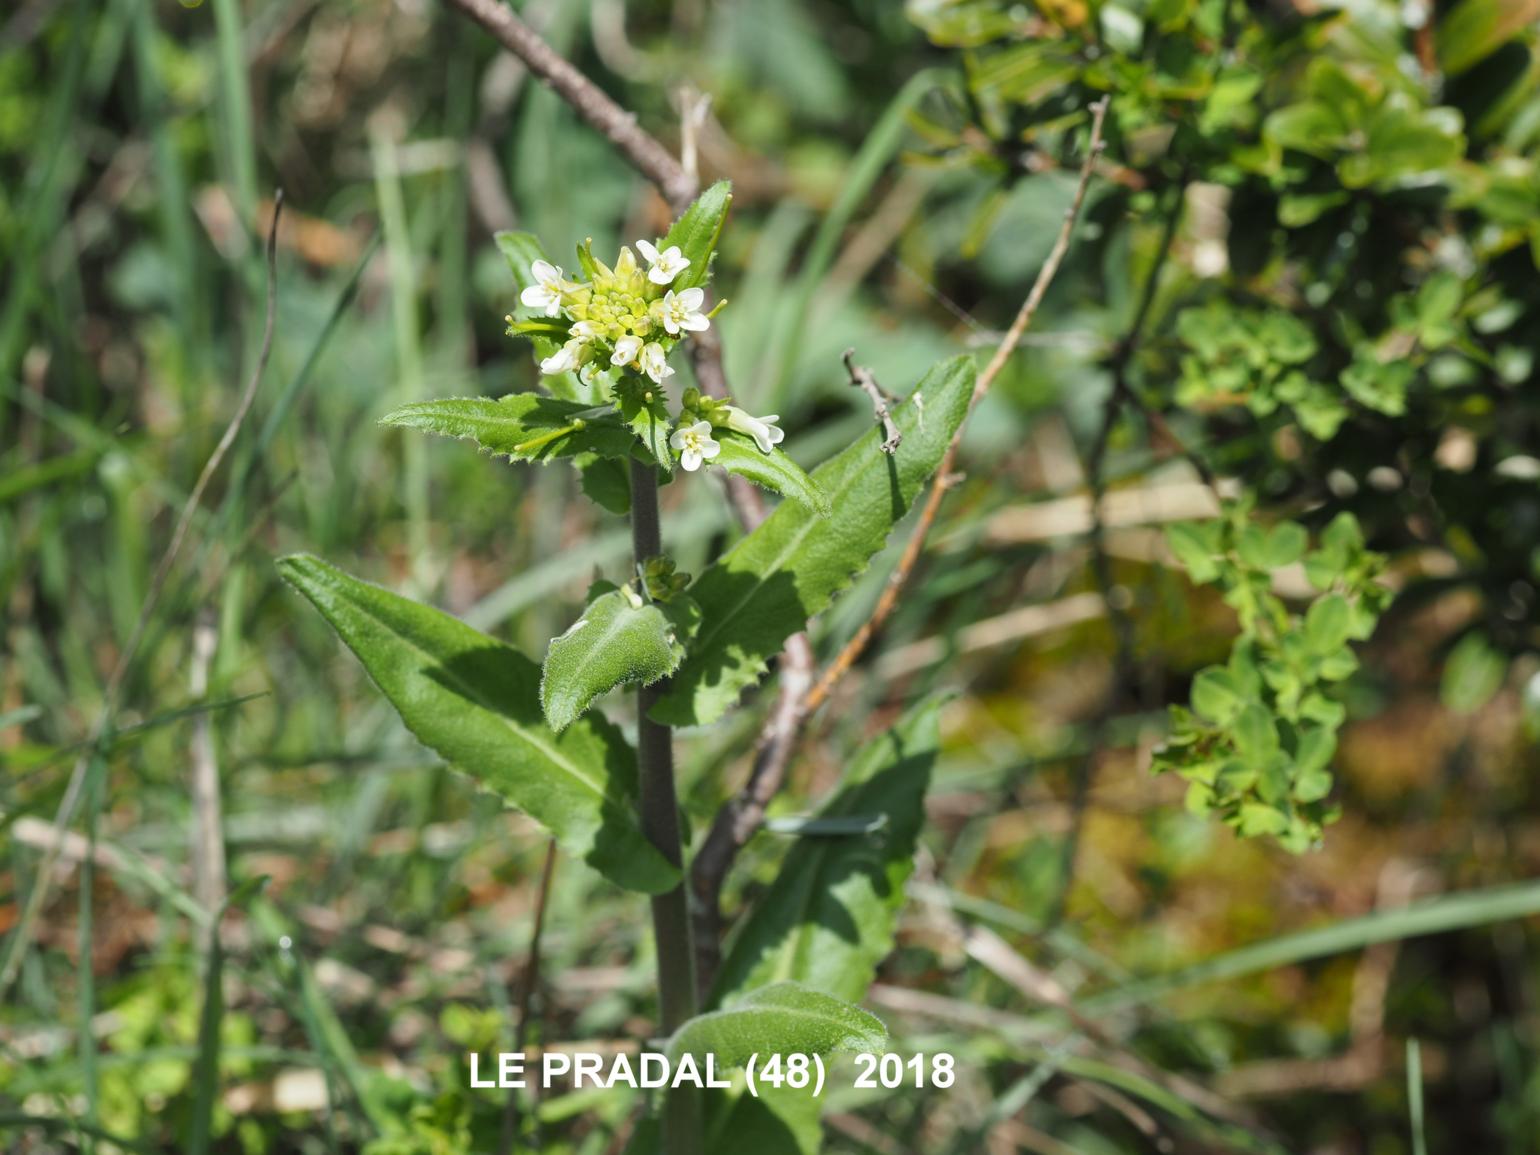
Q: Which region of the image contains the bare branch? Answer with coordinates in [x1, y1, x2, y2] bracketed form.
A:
[498, 840, 559, 1155]
[687, 100, 1111, 988]
[0, 191, 286, 997]
[806, 97, 1110, 715]
[689, 631, 813, 985]
[442, 0, 695, 211]
[842, 348, 902, 454]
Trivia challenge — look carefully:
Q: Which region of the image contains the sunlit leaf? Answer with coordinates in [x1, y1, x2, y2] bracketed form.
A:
[278, 555, 678, 894]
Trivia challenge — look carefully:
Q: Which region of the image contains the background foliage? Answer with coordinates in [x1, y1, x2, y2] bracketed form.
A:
[3, 0, 1540, 1151]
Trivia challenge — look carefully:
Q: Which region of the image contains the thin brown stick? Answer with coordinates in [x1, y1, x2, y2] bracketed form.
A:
[441, 0, 694, 210]
[842, 348, 902, 454]
[688, 101, 1110, 990]
[805, 97, 1109, 715]
[689, 630, 813, 986]
[0, 192, 285, 998]
[498, 839, 559, 1155]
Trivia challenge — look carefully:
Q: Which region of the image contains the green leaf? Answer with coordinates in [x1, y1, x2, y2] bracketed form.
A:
[1191, 666, 1246, 724]
[1438, 0, 1540, 75]
[1263, 522, 1309, 568]
[711, 433, 830, 515]
[382, 395, 636, 463]
[1441, 632, 1508, 714]
[541, 584, 701, 732]
[658, 181, 732, 292]
[576, 453, 631, 515]
[1231, 702, 1279, 762]
[1166, 522, 1222, 583]
[713, 698, 943, 1006]
[668, 982, 886, 1068]
[618, 385, 675, 474]
[1294, 763, 1334, 803]
[1238, 803, 1289, 837]
[652, 355, 976, 727]
[1304, 594, 1352, 655]
[277, 555, 678, 894]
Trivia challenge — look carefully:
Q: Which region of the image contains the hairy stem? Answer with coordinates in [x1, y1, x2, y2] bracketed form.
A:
[628, 458, 702, 1154]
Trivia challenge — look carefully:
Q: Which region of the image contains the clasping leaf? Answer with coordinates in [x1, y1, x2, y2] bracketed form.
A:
[382, 394, 636, 464]
[711, 432, 830, 515]
[278, 555, 678, 894]
[541, 581, 702, 732]
[667, 982, 886, 1068]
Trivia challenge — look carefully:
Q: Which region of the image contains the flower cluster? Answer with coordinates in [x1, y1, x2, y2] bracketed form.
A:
[514, 239, 783, 472]
[668, 387, 787, 470]
[520, 240, 710, 387]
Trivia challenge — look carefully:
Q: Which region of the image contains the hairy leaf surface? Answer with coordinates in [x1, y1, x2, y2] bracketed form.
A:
[382, 395, 635, 463]
[278, 555, 677, 894]
[667, 982, 886, 1067]
[618, 387, 674, 473]
[712, 433, 830, 515]
[713, 697, 944, 1005]
[542, 584, 701, 732]
[651, 355, 975, 727]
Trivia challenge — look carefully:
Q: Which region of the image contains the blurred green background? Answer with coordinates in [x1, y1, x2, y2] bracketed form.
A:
[4, 0, 1540, 1151]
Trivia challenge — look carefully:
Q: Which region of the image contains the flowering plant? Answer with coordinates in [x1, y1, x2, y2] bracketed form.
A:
[279, 182, 974, 1152]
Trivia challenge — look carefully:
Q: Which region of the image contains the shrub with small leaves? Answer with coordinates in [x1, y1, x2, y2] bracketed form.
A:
[1157, 508, 1393, 851]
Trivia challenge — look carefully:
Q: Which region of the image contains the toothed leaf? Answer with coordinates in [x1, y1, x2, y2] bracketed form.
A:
[618, 386, 675, 473]
[667, 982, 886, 1068]
[657, 181, 732, 291]
[277, 555, 677, 894]
[711, 433, 830, 515]
[541, 584, 701, 732]
[650, 355, 975, 727]
[381, 395, 635, 463]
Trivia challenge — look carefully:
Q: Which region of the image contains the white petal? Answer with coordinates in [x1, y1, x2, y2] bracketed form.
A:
[699, 437, 721, 460]
[531, 259, 560, 286]
[678, 287, 705, 310]
[636, 239, 660, 263]
[611, 336, 642, 366]
[681, 448, 702, 471]
[679, 312, 710, 332]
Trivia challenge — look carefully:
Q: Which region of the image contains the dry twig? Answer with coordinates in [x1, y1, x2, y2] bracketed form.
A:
[498, 839, 559, 1155]
[805, 96, 1110, 715]
[689, 100, 1111, 992]
[443, 0, 694, 210]
[843, 348, 902, 454]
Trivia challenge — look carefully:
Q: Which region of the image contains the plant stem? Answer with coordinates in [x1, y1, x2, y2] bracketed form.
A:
[628, 458, 702, 1155]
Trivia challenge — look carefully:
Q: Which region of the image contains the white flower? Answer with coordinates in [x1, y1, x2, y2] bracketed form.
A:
[520, 259, 567, 316]
[723, 406, 785, 454]
[570, 320, 600, 340]
[540, 338, 583, 375]
[611, 334, 643, 367]
[637, 239, 690, 285]
[640, 341, 674, 384]
[669, 420, 720, 472]
[656, 286, 709, 336]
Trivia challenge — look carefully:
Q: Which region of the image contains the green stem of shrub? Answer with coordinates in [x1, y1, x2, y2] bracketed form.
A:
[629, 459, 703, 1153]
